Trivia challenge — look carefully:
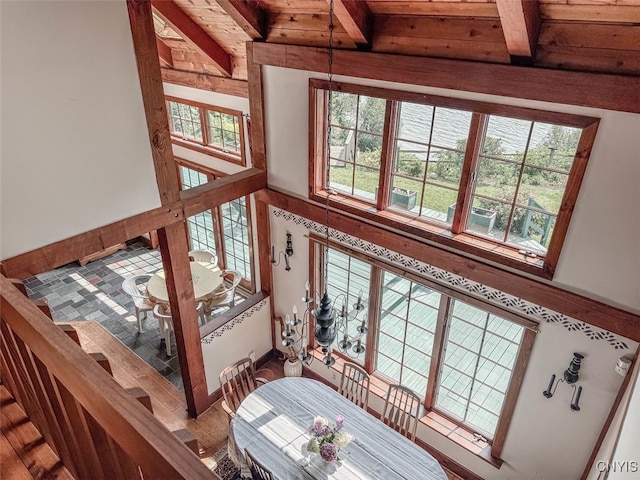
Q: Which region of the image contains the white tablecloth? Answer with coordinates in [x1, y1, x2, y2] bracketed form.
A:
[228, 377, 447, 480]
[146, 261, 221, 304]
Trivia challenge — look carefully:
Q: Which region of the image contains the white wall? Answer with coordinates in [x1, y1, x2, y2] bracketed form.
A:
[263, 66, 640, 314]
[201, 298, 273, 394]
[263, 64, 640, 479]
[0, 1, 161, 259]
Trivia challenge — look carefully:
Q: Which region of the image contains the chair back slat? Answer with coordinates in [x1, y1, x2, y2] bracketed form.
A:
[219, 357, 259, 418]
[338, 362, 370, 409]
[381, 384, 420, 441]
[245, 448, 274, 480]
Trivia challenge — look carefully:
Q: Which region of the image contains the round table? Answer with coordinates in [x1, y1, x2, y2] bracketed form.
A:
[146, 261, 222, 304]
[228, 377, 447, 480]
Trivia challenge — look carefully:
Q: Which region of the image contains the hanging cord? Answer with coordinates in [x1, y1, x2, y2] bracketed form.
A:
[324, 0, 334, 295]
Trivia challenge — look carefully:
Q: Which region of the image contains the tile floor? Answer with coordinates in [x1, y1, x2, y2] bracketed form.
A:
[24, 241, 192, 391]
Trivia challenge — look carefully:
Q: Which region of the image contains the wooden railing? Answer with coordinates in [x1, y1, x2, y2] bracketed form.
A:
[0, 275, 219, 479]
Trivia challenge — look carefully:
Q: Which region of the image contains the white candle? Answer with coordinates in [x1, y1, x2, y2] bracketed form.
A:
[292, 305, 298, 322]
[285, 314, 291, 334]
[305, 280, 310, 300]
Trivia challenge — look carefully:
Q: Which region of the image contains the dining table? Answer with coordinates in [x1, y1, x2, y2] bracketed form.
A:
[228, 377, 447, 480]
[146, 261, 222, 304]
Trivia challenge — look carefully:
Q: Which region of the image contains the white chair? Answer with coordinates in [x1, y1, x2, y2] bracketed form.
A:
[338, 362, 370, 409]
[380, 384, 421, 441]
[122, 274, 153, 333]
[203, 270, 242, 317]
[188, 249, 217, 266]
[152, 302, 205, 356]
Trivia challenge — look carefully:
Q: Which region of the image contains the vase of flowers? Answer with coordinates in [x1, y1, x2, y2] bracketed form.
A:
[306, 415, 354, 463]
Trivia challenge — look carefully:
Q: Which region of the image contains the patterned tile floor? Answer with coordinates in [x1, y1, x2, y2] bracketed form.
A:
[24, 241, 191, 391]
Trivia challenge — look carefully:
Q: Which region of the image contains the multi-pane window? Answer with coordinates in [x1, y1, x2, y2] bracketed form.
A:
[311, 240, 534, 454]
[377, 272, 439, 394]
[311, 80, 599, 279]
[169, 101, 202, 141]
[167, 97, 245, 165]
[181, 167, 216, 252]
[178, 164, 254, 291]
[207, 110, 241, 154]
[220, 197, 251, 280]
[324, 248, 372, 363]
[328, 92, 385, 200]
[435, 300, 524, 437]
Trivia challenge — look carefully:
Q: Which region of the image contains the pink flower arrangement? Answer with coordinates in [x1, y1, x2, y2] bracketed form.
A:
[306, 415, 353, 463]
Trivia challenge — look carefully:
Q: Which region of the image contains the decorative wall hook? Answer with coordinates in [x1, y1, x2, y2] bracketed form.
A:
[543, 353, 584, 411]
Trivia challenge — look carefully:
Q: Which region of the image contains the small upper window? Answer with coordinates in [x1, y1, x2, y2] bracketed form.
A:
[311, 80, 599, 279]
[166, 97, 246, 166]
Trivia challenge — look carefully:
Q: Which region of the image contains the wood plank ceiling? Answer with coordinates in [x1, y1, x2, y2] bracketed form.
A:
[152, 0, 640, 87]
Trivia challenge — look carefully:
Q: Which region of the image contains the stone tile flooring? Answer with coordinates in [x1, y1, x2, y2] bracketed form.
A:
[24, 241, 182, 390]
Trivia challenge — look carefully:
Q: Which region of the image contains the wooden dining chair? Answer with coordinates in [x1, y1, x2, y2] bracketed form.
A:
[122, 274, 153, 333]
[245, 448, 274, 480]
[219, 356, 268, 420]
[338, 362, 370, 409]
[380, 384, 421, 441]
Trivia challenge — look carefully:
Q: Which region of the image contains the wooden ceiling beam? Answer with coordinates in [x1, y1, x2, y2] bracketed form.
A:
[215, 0, 265, 40]
[330, 0, 373, 47]
[251, 42, 640, 115]
[151, 0, 232, 77]
[160, 68, 248, 97]
[496, 0, 540, 59]
[256, 189, 640, 343]
[155, 36, 174, 68]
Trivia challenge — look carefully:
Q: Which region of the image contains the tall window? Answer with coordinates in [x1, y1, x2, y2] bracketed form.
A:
[311, 239, 535, 456]
[435, 300, 524, 437]
[178, 163, 254, 291]
[167, 97, 246, 165]
[324, 248, 372, 363]
[377, 272, 440, 395]
[311, 80, 599, 279]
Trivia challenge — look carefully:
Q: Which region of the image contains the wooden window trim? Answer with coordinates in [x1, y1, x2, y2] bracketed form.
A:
[309, 234, 536, 461]
[310, 79, 599, 280]
[175, 158, 255, 292]
[166, 96, 246, 166]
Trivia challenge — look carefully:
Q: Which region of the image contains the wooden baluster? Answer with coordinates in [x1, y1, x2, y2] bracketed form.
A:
[89, 353, 112, 376]
[58, 325, 81, 346]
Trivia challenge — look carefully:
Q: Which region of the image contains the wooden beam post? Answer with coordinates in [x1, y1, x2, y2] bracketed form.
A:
[152, 0, 233, 77]
[496, 0, 541, 59]
[127, 0, 208, 417]
[246, 42, 267, 170]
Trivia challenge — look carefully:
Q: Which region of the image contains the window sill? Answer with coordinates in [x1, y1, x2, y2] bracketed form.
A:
[308, 348, 503, 470]
[199, 290, 266, 338]
[171, 137, 245, 166]
[310, 191, 553, 280]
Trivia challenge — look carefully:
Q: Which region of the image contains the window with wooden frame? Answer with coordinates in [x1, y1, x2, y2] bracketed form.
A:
[310, 237, 536, 459]
[310, 80, 599, 279]
[167, 97, 246, 166]
[178, 160, 255, 292]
